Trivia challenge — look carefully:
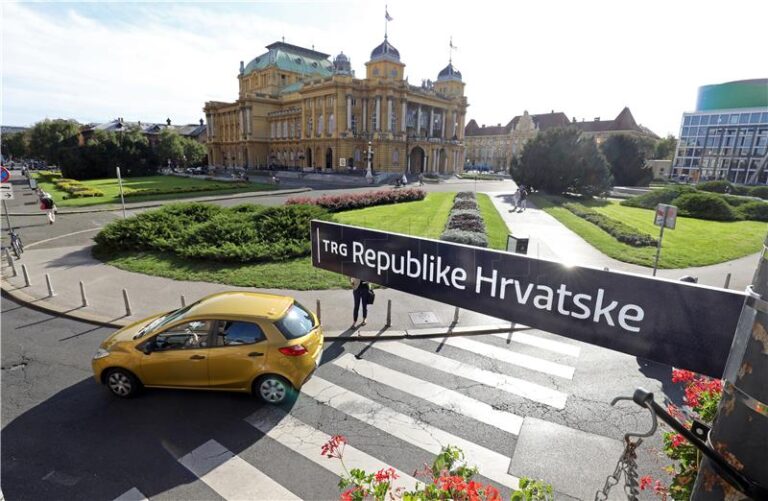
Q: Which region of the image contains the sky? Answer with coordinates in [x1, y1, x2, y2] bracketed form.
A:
[2, 0, 767, 137]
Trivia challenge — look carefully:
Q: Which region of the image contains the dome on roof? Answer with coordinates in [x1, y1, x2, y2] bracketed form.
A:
[333, 51, 352, 75]
[437, 62, 461, 82]
[370, 38, 400, 62]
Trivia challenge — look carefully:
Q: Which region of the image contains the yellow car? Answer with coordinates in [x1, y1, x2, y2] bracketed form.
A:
[92, 291, 323, 404]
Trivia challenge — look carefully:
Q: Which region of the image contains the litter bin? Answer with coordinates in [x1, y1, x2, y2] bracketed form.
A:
[506, 234, 529, 254]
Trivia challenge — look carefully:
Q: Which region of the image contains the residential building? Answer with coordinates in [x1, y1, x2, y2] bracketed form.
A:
[80, 118, 207, 146]
[571, 107, 658, 144]
[203, 37, 468, 174]
[671, 79, 768, 184]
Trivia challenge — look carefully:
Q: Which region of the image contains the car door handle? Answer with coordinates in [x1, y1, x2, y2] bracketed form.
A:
[248, 352, 264, 357]
[190, 354, 206, 360]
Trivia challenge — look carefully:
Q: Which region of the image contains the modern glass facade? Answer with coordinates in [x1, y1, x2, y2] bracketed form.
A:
[672, 109, 768, 184]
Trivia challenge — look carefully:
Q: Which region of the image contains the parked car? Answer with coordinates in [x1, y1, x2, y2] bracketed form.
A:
[91, 291, 323, 403]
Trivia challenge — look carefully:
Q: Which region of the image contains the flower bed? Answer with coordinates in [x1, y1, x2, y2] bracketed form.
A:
[122, 182, 249, 197]
[286, 188, 426, 212]
[54, 178, 105, 198]
[440, 192, 488, 247]
[563, 202, 658, 247]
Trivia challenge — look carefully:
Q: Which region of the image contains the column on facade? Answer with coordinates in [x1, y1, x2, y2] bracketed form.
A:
[441, 111, 446, 139]
[416, 106, 422, 136]
[322, 96, 327, 137]
[387, 97, 393, 131]
[429, 108, 434, 137]
[301, 101, 306, 139]
[452, 111, 457, 138]
[401, 99, 407, 133]
[346, 95, 352, 130]
[362, 99, 368, 132]
[375, 96, 381, 131]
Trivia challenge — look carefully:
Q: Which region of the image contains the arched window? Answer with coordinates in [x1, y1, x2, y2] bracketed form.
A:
[328, 114, 335, 135]
[318, 114, 324, 135]
[393, 149, 400, 165]
[270, 122, 276, 139]
[354, 149, 361, 162]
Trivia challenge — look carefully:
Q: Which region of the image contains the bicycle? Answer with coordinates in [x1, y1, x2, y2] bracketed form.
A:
[8, 229, 23, 258]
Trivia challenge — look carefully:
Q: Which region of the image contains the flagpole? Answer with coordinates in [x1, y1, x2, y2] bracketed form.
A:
[384, 4, 387, 38]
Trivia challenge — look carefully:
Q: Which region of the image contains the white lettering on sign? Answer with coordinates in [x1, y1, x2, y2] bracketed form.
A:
[334, 240, 646, 334]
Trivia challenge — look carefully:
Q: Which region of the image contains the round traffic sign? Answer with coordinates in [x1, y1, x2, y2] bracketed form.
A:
[0, 166, 9, 183]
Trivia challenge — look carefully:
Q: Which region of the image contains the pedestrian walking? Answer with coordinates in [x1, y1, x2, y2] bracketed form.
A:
[418, 173, 424, 186]
[350, 277, 370, 328]
[511, 188, 521, 210]
[40, 191, 57, 224]
[517, 185, 528, 212]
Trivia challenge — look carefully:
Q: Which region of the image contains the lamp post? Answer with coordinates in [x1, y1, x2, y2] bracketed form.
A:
[366, 140, 373, 183]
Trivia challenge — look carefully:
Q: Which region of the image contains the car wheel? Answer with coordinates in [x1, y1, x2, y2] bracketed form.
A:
[255, 375, 293, 404]
[105, 369, 141, 398]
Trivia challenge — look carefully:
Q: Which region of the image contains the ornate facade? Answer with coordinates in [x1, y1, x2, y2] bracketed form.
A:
[204, 39, 468, 174]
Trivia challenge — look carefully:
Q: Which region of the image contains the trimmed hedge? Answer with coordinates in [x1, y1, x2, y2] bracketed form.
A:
[452, 199, 479, 210]
[696, 180, 749, 195]
[737, 201, 768, 222]
[455, 192, 476, 200]
[440, 192, 487, 247]
[122, 183, 249, 197]
[54, 178, 105, 198]
[621, 185, 697, 209]
[286, 188, 426, 212]
[94, 202, 332, 263]
[440, 229, 488, 247]
[749, 186, 768, 200]
[563, 203, 658, 247]
[446, 208, 486, 233]
[672, 192, 738, 221]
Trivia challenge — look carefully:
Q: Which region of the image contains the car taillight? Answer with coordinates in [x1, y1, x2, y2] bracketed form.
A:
[278, 345, 308, 356]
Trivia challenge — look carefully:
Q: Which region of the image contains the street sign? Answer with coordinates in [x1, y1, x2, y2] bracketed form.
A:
[0, 184, 14, 200]
[654, 203, 677, 229]
[311, 220, 746, 377]
[0, 166, 9, 183]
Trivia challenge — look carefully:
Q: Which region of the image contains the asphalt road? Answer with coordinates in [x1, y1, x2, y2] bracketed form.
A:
[1, 295, 676, 500]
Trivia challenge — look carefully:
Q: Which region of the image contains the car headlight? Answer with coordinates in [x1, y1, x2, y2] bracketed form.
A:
[93, 348, 111, 360]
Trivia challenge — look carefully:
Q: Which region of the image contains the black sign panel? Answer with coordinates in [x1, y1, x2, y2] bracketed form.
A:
[311, 220, 746, 377]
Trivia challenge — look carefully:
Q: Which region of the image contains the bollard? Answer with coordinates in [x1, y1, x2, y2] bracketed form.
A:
[4, 248, 17, 277]
[603, 267, 609, 271]
[21, 264, 31, 287]
[385, 299, 392, 327]
[723, 272, 731, 289]
[180, 295, 186, 307]
[79, 281, 88, 307]
[122, 289, 132, 316]
[45, 274, 56, 297]
[453, 306, 460, 324]
[316, 299, 321, 324]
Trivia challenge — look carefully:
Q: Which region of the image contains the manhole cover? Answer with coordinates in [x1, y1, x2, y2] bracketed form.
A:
[409, 311, 439, 325]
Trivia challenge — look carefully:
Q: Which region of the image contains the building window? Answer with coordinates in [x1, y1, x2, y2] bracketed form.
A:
[318, 114, 324, 135]
[393, 149, 399, 165]
[270, 122, 276, 139]
[307, 117, 313, 136]
[328, 113, 335, 135]
[351, 115, 357, 132]
[282, 121, 288, 138]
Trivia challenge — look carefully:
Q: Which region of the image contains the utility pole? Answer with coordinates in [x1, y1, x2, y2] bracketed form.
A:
[691, 234, 768, 499]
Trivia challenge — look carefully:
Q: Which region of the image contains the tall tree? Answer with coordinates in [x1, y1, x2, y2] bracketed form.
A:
[1, 132, 29, 159]
[27, 119, 81, 166]
[510, 127, 612, 196]
[182, 138, 207, 167]
[601, 134, 653, 186]
[156, 129, 185, 168]
[654, 134, 678, 160]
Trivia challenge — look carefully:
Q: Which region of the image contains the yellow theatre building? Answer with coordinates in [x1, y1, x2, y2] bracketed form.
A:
[203, 36, 468, 174]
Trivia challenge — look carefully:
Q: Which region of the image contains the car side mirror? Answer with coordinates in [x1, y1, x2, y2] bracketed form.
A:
[141, 343, 154, 355]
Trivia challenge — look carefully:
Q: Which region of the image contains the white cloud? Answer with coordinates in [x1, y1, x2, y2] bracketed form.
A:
[2, 0, 767, 136]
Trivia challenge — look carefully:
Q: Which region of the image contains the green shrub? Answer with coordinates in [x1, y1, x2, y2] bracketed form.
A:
[563, 203, 658, 247]
[621, 185, 697, 209]
[672, 192, 739, 221]
[452, 198, 479, 210]
[440, 229, 488, 247]
[736, 201, 768, 222]
[446, 209, 485, 232]
[455, 191, 476, 200]
[721, 194, 751, 207]
[696, 180, 732, 194]
[749, 186, 768, 200]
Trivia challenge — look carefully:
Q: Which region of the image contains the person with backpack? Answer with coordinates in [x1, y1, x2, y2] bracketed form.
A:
[40, 191, 57, 224]
[350, 277, 372, 328]
[517, 186, 528, 212]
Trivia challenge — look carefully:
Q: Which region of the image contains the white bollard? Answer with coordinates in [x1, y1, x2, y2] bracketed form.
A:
[4, 248, 16, 277]
[316, 299, 321, 324]
[386, 299, 392, 327]
[122, 289, 132, 316]
[45, 274, 56, 297]
[79, 281, 88, 307]
[724, 272, 732, 289]
[180, 295, 186, 307]
[21, 264, 31, 287]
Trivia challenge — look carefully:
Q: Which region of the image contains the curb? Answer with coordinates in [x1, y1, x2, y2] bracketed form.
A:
[7, 187, 312, 216]
[1, 280, 517, 339]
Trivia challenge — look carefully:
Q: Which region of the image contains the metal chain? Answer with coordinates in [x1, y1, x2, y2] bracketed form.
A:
[595, 437, 642, 501]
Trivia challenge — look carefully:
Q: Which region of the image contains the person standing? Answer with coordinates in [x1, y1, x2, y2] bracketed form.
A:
[518, 185, 528, 212]
[350, 277, 369, 328]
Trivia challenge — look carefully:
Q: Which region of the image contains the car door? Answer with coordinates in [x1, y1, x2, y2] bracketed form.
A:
[139, 319, 212, 388]
[207, 320, 269, 390]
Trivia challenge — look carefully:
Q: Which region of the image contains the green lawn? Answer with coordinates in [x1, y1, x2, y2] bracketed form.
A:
[36, 174, 274, 207]
[533, 194, 767, 268]
[477, 193, 509, 250]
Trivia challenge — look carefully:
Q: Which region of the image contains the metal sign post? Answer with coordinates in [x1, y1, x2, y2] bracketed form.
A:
[652, 203, 677, 276]
[116, 166, 126, 219]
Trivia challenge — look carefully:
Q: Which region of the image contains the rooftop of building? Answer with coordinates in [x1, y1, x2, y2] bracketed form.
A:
[696, 78, 768, 111]
[84, 118, 206, 137]
[464, 111, 570, 137]
[243, 42, 334, 78]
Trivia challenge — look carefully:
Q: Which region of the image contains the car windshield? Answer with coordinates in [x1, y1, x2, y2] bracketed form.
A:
[274, 303, 316, 340]
[133, 301, 199, 339]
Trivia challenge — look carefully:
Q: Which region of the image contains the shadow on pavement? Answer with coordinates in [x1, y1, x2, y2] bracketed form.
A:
[635, 357, 685, 407]
[1, 377, 296, 500]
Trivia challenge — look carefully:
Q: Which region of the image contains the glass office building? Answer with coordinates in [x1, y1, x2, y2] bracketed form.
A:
[672, 79, 768, 184]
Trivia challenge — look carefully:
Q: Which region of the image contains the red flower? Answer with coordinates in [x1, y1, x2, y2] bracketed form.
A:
[484, 484, 501, 500]
[639, 475, 653, 490]
[671, 369, 695, 383]
[671, 434, 686, 448]
[374, 467, 398, 483]
[340, 488, 355, 501]
[666, 402, 684, 420]
[438, 475, 467, 492]
[321, 435, 347, 460]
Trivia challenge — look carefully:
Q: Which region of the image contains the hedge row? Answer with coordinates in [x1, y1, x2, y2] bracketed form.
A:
[35, 171, 63, 183]
[54, 178, 105, 198]
[623, 186, 768, 221]
[122, 183, 249, 197]
[440, 192, 488, 247]
[94, 203, 333, 263]
[563, 203, 658, 247]
[286, 188, 426, 212]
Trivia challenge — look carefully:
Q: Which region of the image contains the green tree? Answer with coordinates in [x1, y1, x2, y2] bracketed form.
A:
[117, 127, 156, 176]
[156, 129, 185, 168]
[510, 127, 612, 196]
[182, 138, 207, 167]
[1, 132, 29, 159]
[601, 134, 653, 186]
[654, 134, 678, 160]
[27, 119, 81, 166]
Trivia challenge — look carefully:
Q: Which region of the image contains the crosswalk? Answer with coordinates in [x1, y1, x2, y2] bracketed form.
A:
[115, 330, 581, 500]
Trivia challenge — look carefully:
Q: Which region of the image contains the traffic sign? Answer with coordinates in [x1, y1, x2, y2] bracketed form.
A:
[0, 166, 9, 183]
[0, 190, 14, 200]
